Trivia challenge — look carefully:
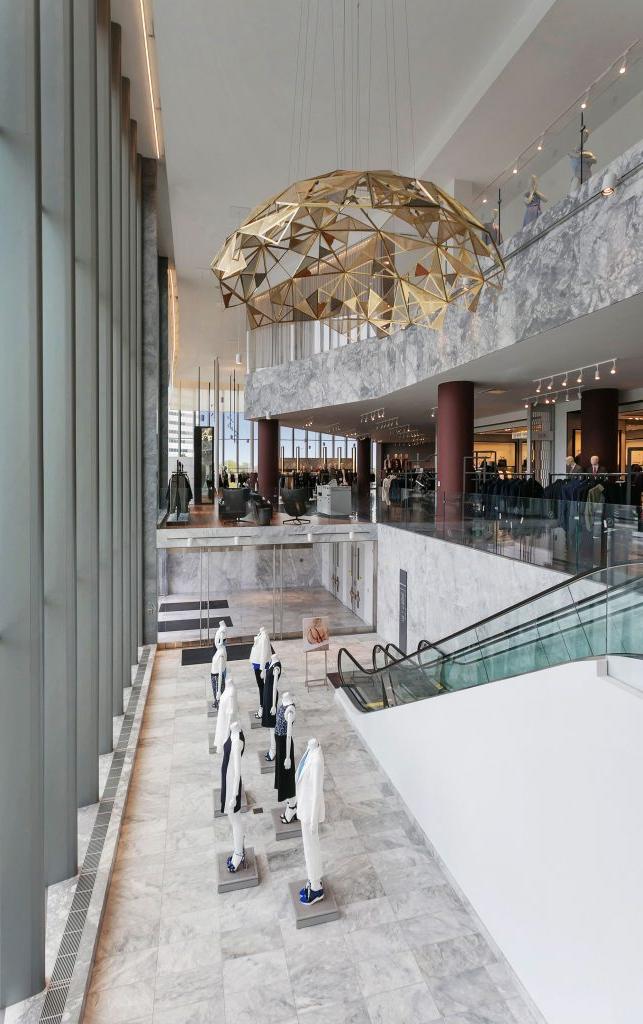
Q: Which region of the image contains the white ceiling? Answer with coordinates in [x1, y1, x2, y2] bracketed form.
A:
[151, 0, 643, 383]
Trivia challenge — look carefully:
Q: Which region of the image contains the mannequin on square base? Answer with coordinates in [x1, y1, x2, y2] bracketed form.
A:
[274, 692, 296, 822]
[296, 737, 325, 905]
[262, 653, 281, 763]
[249, 626, 271, 720]
[213, 678, 238, 754]
[210, 620, 228, 710]
[221, 720, 246, 872]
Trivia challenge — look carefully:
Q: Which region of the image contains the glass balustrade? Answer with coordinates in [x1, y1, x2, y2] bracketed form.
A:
[338, 563, 643, 712]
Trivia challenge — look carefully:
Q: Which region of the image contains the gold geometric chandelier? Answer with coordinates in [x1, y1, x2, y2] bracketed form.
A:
[211, 169, 504, 339]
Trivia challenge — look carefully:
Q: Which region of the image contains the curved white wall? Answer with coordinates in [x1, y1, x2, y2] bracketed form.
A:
[340, 660, 643, 1024]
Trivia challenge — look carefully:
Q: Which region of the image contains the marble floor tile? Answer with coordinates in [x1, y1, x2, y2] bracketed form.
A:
[414, 934, 496, 981]
[297, 999, 371, 1024]
[83, 980, 155, 1023]
[153, 999, 220, 1024]
[427, 966, 514, 1017]
[84, 642, 538, 1024]
[356, 950, 424, 997]
[364, 981, 441, 1023]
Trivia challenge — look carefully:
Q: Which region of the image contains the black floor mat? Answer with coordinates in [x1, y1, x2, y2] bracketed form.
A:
[181, 642, 252, 666]
[159, 615, 233, 632]
[159, 599, 229, 613]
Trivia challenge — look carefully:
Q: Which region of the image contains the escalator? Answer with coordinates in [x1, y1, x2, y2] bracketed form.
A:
[338, 562, 643, 712]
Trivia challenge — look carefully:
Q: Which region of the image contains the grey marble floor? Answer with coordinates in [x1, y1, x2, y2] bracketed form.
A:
[82, 638, 542, 1024]
[158, 588, 371, 642]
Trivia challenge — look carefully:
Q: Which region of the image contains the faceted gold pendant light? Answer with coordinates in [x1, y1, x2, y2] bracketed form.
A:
[211, 169, 504, 338]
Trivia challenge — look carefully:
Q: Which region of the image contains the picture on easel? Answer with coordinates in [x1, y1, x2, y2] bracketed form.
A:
[302, 616, 330, 652]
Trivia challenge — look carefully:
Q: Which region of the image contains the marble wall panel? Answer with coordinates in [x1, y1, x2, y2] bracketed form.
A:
[245, 141, 643, 418]
[166, 543, 323, 596]
[376, 525, 569, 650]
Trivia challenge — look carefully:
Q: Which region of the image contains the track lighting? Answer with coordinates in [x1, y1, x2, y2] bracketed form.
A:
[512, 166, 518, 175]
[545, 397, 550, 404]
[552, 396, 556, 403]
[577, 388, 582, 400]
[611, 359, 617, 374]
[537, 139, 543, 152]
[601, 170, 617, 196]
[562, 374, 568, 387]
[536, 380, 541, 393]
[524, 402, 529, 409]
[619, 58, 627, 74]
[594, 365, 600, 381]
[577, 370, 583, 384]
[547, 377, 553, 390]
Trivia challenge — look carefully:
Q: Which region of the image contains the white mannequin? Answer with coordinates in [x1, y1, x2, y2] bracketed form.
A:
[213, 678, 238, 753]
[224, 720, 245, 872]
[296, 738, 325, 903]
[263, 652, 281, 761]
[249, 625, 271, 718]
[277, 693, 297, 823]
[210, 625, 228, 708]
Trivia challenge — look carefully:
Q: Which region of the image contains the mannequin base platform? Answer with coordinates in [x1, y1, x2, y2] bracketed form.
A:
[249, 713, 261, 731]
[206, 700, 217, 718]
[217, 847, 259, 893]
[258, 751, 275, 774]
[271, 806, 301, 840]
[289, 880, 339, 928]
[213, 786, 248, 818]
[208, 732, 216, 754]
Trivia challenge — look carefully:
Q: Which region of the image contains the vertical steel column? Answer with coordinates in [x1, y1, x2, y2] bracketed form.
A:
[41, 0, 78, 884]
[96, 0, 113, 755]
[0, 1, 45, 1005]
[136, 156, 144, 648]
[142, 161, 160, 645]
[129, 119, 138, 664]
[120, 79, 132, 692]
[110, 24, 123, 716]
[214, 357, 220, 491]
[74, 0, 100, 808]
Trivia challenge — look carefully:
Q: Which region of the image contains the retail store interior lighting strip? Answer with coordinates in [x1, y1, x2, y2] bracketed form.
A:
[139, 0, 161, 158]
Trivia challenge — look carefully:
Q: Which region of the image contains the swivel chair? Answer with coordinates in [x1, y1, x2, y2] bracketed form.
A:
[218, 486, 251, 522]
[282, 486, 311, 525]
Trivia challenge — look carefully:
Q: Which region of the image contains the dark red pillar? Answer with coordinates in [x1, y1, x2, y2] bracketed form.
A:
[580, 388, 619, 472]
[437, 381, 474, 504]
[258, 418, 279, 504]
[357, 437, 371, 501]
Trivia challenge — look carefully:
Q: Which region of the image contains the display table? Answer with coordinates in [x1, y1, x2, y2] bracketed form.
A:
[316, 484, 352, 517]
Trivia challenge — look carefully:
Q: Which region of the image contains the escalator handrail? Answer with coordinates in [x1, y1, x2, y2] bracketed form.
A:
[338, 562, 641, 683]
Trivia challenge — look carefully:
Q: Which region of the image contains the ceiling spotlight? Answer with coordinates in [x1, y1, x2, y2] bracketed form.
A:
[536, 380, 542, 393]
[547, 377, 553, 390]
[577, 370, 583, 384]
[594, 364, 600, 381]
[482, 197, 488, 204]
[562, 374, 568, 387]
[524, 402, 529, 409]
[431, 409, 435, 419]
[611, 359, 617, 375]
[601, 170, 617, 196]
[545, 397, 550, 404]
[537, 139, 543, 152]
[565, 391, 570, 402]
[512, 166, 518, 175]
[580, 94, 588, 110]
[619, 58, 627, 74]
[235, 352, 242, 365]
[552, 396, 556, 403]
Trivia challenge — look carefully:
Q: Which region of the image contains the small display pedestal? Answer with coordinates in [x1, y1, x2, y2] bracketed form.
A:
[288, 880, 340, 928]
[208, 732, 217, 753]
[257, 751, 275, 775]
[206, 700, 217, 718]
[271, 807, 301, 841]
[249, 712, 262, 731]
[217, 847, 259, 893]
[305, 648, 329, 690]
[213, 786, 248, 818]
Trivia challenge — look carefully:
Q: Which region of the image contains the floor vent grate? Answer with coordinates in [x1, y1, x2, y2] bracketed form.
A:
[39, 645, 152, 1024]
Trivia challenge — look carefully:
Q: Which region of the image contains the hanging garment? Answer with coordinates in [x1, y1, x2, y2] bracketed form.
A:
[523, 194, 543, 227]
[262, 659, 281, 728]
[220, 729, 245, 814]
[274, 703, 296, 801]
[296, 744, 325, 826]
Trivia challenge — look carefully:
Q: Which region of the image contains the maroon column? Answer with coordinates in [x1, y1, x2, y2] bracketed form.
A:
[357, 437, 371, 501]
[580, 388, 619, 472]
[437, 381, 474, 504]
[258, 418, 279, 504]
